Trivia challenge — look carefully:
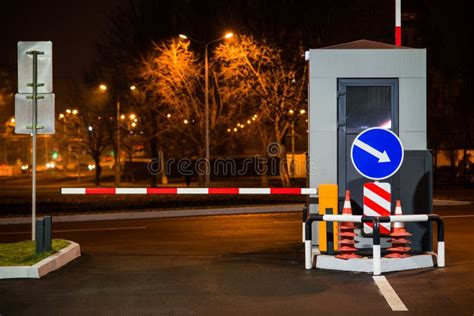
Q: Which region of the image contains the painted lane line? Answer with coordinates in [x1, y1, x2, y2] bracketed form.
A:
[0, 226, 147, 235]
[373, 276, 408, 311]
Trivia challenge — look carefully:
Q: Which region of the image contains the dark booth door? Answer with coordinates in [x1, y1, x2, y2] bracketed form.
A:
[337, 78, 399, 216]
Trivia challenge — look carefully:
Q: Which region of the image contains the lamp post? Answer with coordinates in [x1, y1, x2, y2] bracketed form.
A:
[179, 32, 233, 187]
[99, 84, 124, 186]
[288, 109, 307, 179]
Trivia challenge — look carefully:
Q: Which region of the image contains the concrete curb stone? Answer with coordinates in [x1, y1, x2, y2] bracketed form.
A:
[0, 241, 81, 279]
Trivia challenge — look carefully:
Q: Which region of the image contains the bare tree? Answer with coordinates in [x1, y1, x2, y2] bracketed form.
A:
[57, 85, 112, 186]
[214, 35, 307, 187]
[140, 39, 245, 183]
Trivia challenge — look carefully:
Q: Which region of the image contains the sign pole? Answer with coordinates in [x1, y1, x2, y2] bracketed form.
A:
[16, 42, 54, 241]
[27, 50, 44, 241]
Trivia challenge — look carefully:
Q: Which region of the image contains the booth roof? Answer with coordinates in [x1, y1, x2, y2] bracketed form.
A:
[322, 39, 411, 49]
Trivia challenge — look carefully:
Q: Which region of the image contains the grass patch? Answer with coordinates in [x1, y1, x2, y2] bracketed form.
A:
[0, 239, 70, 266]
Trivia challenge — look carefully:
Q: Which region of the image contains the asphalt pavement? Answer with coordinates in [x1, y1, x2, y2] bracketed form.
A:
[0, 207, 473, 315]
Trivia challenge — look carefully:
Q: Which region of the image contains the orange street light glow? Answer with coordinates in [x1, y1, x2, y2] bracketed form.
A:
[99, 84, 107, 91]
[130, 85, 136, 91]
[225, 32, 234, 39]
[179, 34, 188, 40]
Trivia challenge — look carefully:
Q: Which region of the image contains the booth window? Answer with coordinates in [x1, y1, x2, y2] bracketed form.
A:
[345, 86, 392, 129]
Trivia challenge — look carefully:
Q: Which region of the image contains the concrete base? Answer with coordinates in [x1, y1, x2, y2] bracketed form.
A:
[0, 241, 81, 279]
[315, 253, 435, 274]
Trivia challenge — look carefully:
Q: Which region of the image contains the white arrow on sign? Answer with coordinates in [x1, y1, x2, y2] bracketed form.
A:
[353, 139, 391, 163]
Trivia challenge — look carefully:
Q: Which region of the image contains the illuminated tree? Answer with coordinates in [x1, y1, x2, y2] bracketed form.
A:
[215, 35, 307, 187]
[140, 39, 244, 163]
[56, 85, 112, 186]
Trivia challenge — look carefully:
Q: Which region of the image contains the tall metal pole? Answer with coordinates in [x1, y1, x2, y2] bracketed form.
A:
[204, 44, 210, 187]
[28, 51, 42, 241]
[395, 0, 402, 46]
[44, 136, 49, 165]
[291, 121, 295, 179]
[115, 96, 121, 186]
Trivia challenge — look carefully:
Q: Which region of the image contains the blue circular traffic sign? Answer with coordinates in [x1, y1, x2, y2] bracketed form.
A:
[350, 128, 404, 180]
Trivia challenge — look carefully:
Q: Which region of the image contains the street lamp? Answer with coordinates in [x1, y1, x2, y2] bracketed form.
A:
[288, 108, 307, 179]
[98, 83, 122, 186]
[179, 31, 234, 187]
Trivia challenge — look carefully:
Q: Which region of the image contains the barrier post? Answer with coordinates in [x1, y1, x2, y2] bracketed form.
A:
[302, 203, 308, 243]
[35, 218, 44, 254]
[428, 214, 445, 267]
[304, 215, 321, 270]
[318, 184, 338, 252]
[372, 219, 382, 276]
[326, 208, 334, 255]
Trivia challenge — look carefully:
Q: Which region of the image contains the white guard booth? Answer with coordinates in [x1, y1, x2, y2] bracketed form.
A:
[306, 40, 432, 253]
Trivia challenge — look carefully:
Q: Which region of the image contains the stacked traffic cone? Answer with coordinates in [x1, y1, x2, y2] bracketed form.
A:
[336, 190, 361, 260]
[385, 200, 412, 258]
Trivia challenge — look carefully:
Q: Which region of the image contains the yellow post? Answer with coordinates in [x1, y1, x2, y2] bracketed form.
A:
[318, 184, 339, 252]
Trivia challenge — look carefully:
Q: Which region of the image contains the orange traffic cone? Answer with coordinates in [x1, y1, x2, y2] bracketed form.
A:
[336, 190, 361, 260]
[340, 191, 355, 229]
[385, 200, 412, 258]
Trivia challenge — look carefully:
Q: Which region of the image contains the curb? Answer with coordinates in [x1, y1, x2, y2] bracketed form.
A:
[0, 204, 305, 225]
[0, 241, 81, 279]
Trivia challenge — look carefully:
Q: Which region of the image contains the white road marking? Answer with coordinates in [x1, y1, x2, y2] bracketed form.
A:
[0, 226, 147, 235]
[442, 215, 474, 219]
[373, 276, 408, 311]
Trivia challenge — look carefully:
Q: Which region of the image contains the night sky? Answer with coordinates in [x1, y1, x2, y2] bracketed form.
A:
[0, 0, 469, 78]
[0, 0, 127, 79]
[0, 0, 471, 126]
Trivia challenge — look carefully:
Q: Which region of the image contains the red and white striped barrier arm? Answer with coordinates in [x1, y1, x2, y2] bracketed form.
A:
[61, 187, 318, 195]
